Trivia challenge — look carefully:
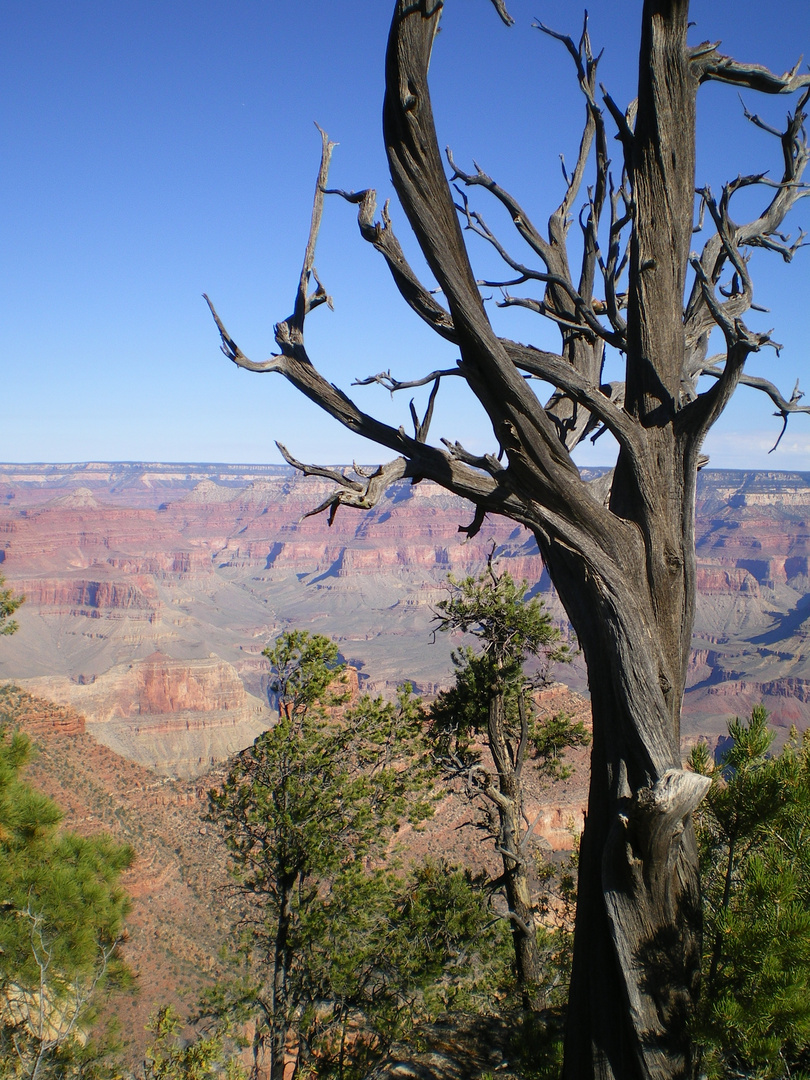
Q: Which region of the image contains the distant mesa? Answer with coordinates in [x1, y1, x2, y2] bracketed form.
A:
[46, 486, 101, 509]
[16, 652, 273, 779]
[177, 480, 241, 505]
[2, 461, 810, 772]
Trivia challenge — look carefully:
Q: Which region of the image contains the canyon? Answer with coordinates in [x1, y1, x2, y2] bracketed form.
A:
[3, 461, 810, 1062]
[2, 462, 810, 774]
[3, 677, 589, 1067]
[1, 684, 233, 1063]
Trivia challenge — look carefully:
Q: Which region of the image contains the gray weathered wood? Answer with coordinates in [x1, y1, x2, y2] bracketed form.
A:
[206, 2, 810, 1076]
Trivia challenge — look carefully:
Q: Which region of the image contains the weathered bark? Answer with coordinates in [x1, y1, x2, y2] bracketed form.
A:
[485, 693, 545, 1011]
[551, 12, 708, 1071]
[268, 874, 295, 1080]
[206, 1, 810, 1077]
[548, 543, 709, 1079]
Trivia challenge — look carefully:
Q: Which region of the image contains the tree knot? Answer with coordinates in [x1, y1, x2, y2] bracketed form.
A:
[634, 769, 710, 825]
[664, 549, 682, 574]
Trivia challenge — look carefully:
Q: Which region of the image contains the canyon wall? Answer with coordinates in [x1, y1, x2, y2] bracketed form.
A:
[3, 462, 810, 770]
[24, 651, 273, 778]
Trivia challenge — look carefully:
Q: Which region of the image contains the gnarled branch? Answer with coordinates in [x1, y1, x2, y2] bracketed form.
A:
[325, 186, 457, 341]
[276, 444, 412, 526]
[691, 45, 810, 94]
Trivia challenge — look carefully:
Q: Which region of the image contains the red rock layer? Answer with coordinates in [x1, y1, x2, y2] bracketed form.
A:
[2, 463, 810, 747]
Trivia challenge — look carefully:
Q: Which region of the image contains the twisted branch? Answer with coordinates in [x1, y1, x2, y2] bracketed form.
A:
[691, 45, 810, 94]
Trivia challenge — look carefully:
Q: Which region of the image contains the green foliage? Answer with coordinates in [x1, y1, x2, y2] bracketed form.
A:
[0, 576, 24, 637]
[431, 567, 571, 751]
[262, 629, 348, 719]
[430, 564, 580, 776]
[293, 859, 512, 1078]
[529, 711, 590, 782]
[429, 566, 581, 1013]
[690, 706, 810, 1078]
[426, 564, 586, 1068]
[433, 567, 569, 666]
[0, 728, 133, 1079]
[210, 676, 435, 907]
[211, 630, 492, 1078]
[140, 1006, 246, 1080]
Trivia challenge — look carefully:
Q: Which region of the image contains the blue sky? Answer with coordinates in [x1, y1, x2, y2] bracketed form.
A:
[3, 1, 810, 470]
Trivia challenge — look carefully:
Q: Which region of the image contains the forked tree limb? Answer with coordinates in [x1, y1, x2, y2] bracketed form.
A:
[208, 4, 810, 540]
[381, 0, 647, 532]
[292, 126, 337, 330]
[353, 367, 460, 393]
[691, 46, 810, 93]
[324, 186, 457, 342]
[689, 367, 810, 451]
[276, 443, 412, 526]
[445, 150, 555, 277]
[535, 14, 611, 311]
[684, 89, 810, 361]
[450, 182, 625, 349]
[204, 138, 623, 542]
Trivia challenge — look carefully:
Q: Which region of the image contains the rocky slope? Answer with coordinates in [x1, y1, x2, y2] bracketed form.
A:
[23, 651, 273, 778]
[3, 462, 810, 770]
[0, 685, 234, 1065]
[688, 471, 810, 743]
[1, 677, 593, 1070]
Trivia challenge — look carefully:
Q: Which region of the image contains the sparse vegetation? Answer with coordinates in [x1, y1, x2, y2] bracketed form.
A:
[0, 727, 133, 1079]
[207, 629, 509, 1079]
[0, 576, 24, 637]
[0, 686, 237, 1075]
[139, 1005, 246, 1080]
[430, 565, 579, 1012]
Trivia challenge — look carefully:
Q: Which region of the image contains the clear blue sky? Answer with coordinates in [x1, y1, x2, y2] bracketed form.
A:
[3, 1, 810, 470]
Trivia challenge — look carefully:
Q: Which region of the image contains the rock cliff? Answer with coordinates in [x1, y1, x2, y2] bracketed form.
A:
[0, 684, 233, 1068]
[21, 653, 273, 778]
[3, 462, 810, 766]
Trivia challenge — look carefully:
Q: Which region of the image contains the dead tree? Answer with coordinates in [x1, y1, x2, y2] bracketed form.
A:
[205, 2, 810, 1077]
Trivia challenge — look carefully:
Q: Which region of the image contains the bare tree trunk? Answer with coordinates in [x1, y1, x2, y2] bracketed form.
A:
[500, 801, 544, 1012]
[545, 526, 707, 1080]
[269, 877, 295, 1080]
[486, 694, 544, 1011]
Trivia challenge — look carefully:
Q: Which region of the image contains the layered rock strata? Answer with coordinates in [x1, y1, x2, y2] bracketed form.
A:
[2, 463, 810, 764]
[22, 653, 273, 778]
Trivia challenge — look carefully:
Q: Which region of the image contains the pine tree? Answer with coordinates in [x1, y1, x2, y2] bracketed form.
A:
[689, 707, 810, 1078]
[209, 630, 485, 1080]
[0, 727, 133, 1080]
[430, 562, 582, 1012]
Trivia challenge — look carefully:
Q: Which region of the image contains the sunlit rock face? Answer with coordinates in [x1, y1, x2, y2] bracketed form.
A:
[21, 652, 274, 778]
[3, 462, 810, 766]
[687, 471, 810, 743]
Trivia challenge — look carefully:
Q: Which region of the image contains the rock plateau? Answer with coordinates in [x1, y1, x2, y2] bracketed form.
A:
[2, 462, 810, 771]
